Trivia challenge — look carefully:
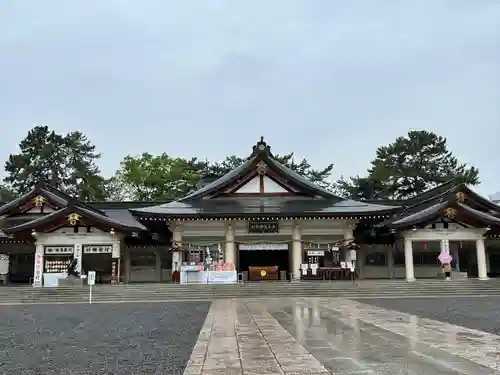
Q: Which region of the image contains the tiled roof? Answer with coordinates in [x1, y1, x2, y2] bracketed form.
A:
[133, 196, 398, 218]
[491, 192, 500, 203]
[3, 205, 147, 234]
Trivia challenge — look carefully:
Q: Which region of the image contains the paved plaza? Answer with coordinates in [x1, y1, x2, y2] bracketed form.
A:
[184, 297, 500, 375]
[1, 298, 500, 374]
[0, 301, 211, 374]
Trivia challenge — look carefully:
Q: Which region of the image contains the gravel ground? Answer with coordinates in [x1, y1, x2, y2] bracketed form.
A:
[355, 297, 500, 335]
[0, 302, 211, 375]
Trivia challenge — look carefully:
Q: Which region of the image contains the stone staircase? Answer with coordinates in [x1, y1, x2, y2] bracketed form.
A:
[1, 279, 500, 304]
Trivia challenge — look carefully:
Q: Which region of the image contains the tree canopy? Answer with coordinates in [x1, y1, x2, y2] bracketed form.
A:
[0, 184, 15, 202]
[110, 153, 336, 201]
[2, 126, 481, 203]
[109, 153, 208, 201]
[3, 125, 107, 201]
[337, 130, 479, 199]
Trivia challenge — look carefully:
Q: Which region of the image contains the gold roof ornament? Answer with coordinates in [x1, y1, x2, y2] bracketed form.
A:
[258, 136, 266, 151]
[455, 191, 466, 202]
[33, 195, 45, 207]
[67, 213, 81, 226]
[256, 160, 268, 175]
[444, 207, 457, 219]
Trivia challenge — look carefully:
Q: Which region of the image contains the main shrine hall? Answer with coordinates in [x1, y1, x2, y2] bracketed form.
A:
[0, 138, 499, 286]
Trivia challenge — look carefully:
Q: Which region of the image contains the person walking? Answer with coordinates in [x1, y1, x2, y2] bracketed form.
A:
[443, 263, 452, 280]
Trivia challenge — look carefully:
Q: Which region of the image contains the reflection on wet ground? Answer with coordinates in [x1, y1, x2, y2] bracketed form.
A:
[183, 298, 500, 374]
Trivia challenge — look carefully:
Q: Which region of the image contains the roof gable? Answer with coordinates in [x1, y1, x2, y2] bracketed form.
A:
[231, 175, 293, 194]
[0, 183, 147, 236]
[380, 183, 500, 231]
[182, 137, 340, 200]
[3, 204, 147, 235]
[0, 183, 104, 217]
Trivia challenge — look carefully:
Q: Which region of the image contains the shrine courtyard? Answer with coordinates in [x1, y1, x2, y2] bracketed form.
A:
[0, 298, 499, 374]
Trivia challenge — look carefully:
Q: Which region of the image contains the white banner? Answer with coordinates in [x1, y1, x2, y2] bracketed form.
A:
[112, 243, 120, 258]
[307, 251, 324, 256]
[239, 243, 288, 251]
[45, 246, 74, 255]
[0, 254, 9, 275]
[83, 245, 112, 254]
[208, 271, 237, 284]
[33, 252, 43, 287]
[441, 239, 450, 253]
[74, 244, 82, 273]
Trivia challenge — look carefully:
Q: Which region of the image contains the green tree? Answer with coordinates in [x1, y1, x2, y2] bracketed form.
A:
[336, 175, 390, 200]
[112, 153, 205, 201]
[4, 125, 107, 200]
[338, 130, 479, 199]
[112, 151, 337, 201]
[0, 184, 15, 202]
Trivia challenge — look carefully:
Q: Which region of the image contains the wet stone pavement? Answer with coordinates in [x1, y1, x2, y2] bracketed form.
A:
[184, 298, 500, 375]
[0, 302, 211, 375]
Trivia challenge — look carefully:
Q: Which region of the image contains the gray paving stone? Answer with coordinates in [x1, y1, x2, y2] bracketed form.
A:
[0, 302, 211, 374]
[354, 296, 500, 335]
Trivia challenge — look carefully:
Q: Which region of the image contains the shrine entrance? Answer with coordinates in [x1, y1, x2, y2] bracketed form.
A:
[238, 243, 289, 281]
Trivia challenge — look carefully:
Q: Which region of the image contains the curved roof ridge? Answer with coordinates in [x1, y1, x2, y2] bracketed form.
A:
[180, 137, 341, 201]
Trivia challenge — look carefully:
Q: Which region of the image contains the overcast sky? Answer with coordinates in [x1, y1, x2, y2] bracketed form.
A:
[1, 1, 499, 195]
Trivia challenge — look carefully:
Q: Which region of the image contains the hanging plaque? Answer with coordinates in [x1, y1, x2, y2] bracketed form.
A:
[248, 221, 279, 233]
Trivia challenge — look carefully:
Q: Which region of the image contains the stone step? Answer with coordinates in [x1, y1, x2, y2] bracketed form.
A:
[0, 281, 498, 294]
[0, 280, 498, 303]
[1, 288, 499, 304]
[4, 293, 500, 304]
[0, 286, 497, 298]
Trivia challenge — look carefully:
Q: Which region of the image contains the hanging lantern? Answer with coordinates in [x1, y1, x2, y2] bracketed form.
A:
[424, 241, 428, 250]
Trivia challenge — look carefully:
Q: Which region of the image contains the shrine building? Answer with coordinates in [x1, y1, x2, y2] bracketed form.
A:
[0, 137, 499, 286]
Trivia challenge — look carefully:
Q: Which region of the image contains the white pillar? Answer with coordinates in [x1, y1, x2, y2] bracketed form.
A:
[404, 238, 415, 282]
[224, 222, 236, 266]
[440, 239, 450, 253]
[33, 244, 43, 287]
[343, 225, 355, 267]
[291, 221, 302, 280]
[476, 238, 488, 280]
[171, 222, 183, 272]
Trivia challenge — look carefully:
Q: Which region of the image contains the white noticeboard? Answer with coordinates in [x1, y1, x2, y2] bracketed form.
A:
[88, 271, 96, 285]
[208, 271, 237, 284]
[88, 271, 96, 304]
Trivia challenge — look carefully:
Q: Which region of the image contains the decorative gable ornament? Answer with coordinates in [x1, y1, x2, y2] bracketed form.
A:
[67, 213, 81, 226]
[455, 191, 466, 202]
[256, 161, 267, 175]
[33, 195, 45, 207]
[444, 207, 457, 219]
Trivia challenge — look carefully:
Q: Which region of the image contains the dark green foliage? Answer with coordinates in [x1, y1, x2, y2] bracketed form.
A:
[4, 125, 107, 201]
[338, 130, 479, 199]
